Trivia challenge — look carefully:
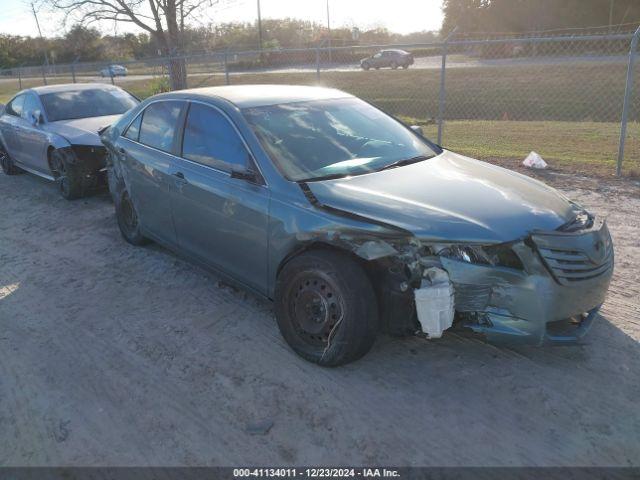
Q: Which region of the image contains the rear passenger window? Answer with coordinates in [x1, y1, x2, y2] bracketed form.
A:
[124, 113, 142, 141]
[182, 103, 249, 171]
[6, 95, 25, 117]
[138, 101, 182, 152]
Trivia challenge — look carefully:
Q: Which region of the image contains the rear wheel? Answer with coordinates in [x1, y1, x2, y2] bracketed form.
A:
[275, 250, 378, 366]
[50, 149, 83, 200]
[115, 189, 149, 246]
[0, 143, 23, 175]
[402, 64, 409, 69]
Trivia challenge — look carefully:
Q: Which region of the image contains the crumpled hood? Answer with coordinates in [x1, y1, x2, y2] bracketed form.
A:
[45, 114, 122, 146]
[306, 151, 577, 243]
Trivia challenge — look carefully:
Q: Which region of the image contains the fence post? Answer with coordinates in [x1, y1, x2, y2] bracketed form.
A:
[41, 63, 48, 86]
[617, 26, 640, 176]
[316, 47, 321, 81]
[224, 51, 230, 85]
[437, 27, 457, 146]
[17, 67, 22, 90]
[71, 62, 76, 83]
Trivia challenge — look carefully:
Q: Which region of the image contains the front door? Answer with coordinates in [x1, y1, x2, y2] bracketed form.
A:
[170, 102, 270, 294]
[15, 93, 49, 172]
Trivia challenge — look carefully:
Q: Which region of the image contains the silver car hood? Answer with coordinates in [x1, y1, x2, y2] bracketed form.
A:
[45, 114, 122, 146]
[306, 151, 577, 243]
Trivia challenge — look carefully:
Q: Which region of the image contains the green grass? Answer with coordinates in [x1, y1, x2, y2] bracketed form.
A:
[2, 61, 638, 175]
[418, 120, 640, 175]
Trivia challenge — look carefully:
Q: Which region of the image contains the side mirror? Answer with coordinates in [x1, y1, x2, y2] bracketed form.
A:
[410, 125, 424, 136]
[29, 110, 44, 126]
[230, 168, 261, 184]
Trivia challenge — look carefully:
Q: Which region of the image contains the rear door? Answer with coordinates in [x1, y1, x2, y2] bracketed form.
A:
[170, 101, 270, 294]
[0, 94, 26, 163]
[118, 100, 185, 246]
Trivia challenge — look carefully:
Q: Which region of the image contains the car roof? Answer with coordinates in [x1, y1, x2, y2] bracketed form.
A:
[30, 83, 123, 95]
[160, 84, 354, 108]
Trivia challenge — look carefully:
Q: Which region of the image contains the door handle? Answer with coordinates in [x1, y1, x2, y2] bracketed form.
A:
[172, 171, 188, 185]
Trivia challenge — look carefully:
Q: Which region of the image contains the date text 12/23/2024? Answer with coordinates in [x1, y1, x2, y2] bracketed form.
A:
[233, 468, 401, 478]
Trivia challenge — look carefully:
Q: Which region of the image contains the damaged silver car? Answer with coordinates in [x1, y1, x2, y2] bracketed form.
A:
[0, 84, 139, 199]
[100, 85, 614, 366]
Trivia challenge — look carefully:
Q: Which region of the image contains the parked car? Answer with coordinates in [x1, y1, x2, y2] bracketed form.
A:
[100, 85, 613, 366]
[100, 65, 128, 77]
[0, 84, 139, 199]
[360, 49, 414, 70]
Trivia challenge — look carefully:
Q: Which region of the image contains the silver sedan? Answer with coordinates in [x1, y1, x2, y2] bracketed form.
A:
[0, 83, 139, 199]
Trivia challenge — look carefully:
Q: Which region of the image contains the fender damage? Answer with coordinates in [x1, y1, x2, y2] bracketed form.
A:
[297, 184, 614, 345]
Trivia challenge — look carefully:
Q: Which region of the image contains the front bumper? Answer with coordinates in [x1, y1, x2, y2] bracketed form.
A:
[439, 221, 613, 346]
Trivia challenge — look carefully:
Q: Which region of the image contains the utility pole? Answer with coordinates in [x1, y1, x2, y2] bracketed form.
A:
[31, 2, 49, 85]
[609, 0, 615, 32]
[326, 0, 331, 62]
[256, 0, 263, 51]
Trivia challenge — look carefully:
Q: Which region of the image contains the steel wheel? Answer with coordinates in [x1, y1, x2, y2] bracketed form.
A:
[288, 271, 345, 347]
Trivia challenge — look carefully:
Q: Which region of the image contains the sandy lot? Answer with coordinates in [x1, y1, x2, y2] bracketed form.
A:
[0, 168, 639, 467]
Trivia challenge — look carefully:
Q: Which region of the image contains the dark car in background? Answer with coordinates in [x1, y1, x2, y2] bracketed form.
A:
[360, 49, 414, 70]
[0, 83, 139, 199]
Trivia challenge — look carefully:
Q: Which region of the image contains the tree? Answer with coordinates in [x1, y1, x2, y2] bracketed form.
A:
[442, 0, 640, 35]
[39, 0, 224, 89]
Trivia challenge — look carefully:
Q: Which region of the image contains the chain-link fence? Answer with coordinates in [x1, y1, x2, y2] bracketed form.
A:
[1, 28, 639, 175]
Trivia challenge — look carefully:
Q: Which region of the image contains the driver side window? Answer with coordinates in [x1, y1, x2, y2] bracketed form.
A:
[22, 95, 40, 122]
[181, 103, 250, 172]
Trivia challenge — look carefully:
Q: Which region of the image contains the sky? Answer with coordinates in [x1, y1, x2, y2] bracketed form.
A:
[0, 0, 444, 37]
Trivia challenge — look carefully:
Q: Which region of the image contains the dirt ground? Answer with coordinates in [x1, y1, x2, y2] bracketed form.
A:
[0, 167, 639, 467]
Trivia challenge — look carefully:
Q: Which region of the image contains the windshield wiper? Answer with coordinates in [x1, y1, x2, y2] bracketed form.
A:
[378, 155, 432, 172]
[299, 173, 352, 183]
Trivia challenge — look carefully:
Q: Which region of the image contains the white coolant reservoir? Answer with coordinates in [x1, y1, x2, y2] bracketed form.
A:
[414, 268, 455, 339]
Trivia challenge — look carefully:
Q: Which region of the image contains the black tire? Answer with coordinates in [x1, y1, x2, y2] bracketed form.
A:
[50, 149, 83, 200]
[402, 64, 409, 69]
[0, 147, 24, 175]
[115, 189, 149, 246]
[275, 249, 378, 367]
[391, 61, 398, 70]
[361, 62, 370, 71]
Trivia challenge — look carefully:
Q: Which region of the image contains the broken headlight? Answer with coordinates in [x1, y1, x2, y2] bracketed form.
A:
[437, 244, 524, 270]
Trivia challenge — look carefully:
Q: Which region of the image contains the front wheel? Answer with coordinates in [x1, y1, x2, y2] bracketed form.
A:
[361, 62, 370, 71]
[275, 250, 378, 367]
[391, 61, 398, 69]
[50, 149, 83, 200]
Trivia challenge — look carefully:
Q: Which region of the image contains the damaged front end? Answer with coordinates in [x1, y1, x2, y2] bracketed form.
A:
[345, 214, 613, 346]
[53, 145, 109, 188]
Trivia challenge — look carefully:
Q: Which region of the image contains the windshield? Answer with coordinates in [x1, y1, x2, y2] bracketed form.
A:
[242, 97, 438, 182]
[40, 88, 138, 122]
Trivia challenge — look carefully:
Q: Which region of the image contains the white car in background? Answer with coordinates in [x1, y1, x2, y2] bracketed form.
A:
[100, 65, 128, 77]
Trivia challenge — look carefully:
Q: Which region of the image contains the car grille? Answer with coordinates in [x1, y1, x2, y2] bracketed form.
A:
[534, 225, 614, 285]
